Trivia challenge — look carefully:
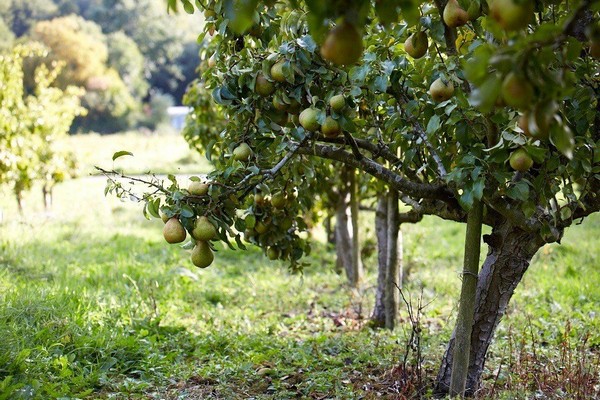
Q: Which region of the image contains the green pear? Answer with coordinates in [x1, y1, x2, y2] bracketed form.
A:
[509, 148, 534, 172]
[163, 217, 186, 244]
[191, 241, 214, 268]
[255, 73, 275, 97]
[443, 0, 470, 28]
[188, 181, 209, 196]
[299, 108, 321, 132]
[429, 78, 455, 102]
[329, 94, 346, 112]
[233, 143, 253, 161]
[321, 116, 342, 138]
[320, 21, 363, 66]
[270, 60, 287, 83]
[266, 246, 280, 260]
[404, 31, 428, 59]
[501, 72, 534, 110]
[272, 95, 288, 111]
[271, 191, 287, 209]
[192, 216, 217, 241]
[490, 0, 534, 31]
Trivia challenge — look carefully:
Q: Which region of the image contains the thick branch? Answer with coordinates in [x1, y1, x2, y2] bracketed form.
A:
[295, 142, 454, 201]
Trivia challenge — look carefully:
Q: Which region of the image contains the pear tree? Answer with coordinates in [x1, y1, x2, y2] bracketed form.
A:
[105, 0, 600, 396]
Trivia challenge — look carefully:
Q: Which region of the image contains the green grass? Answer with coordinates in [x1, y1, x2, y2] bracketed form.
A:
[63, 130, 211, 176]
[0, 131, 599, 399]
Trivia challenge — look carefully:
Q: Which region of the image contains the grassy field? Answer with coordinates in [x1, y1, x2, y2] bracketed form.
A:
[0, 132, 599, 399]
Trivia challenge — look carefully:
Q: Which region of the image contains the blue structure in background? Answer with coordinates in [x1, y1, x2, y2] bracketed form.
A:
[167, 106, 191, 131]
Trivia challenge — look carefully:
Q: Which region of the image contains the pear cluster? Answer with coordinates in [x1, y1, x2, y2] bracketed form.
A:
[244, 188, 298, 261]
[160, 178, 219, 269]
[298, 94, 348, 139]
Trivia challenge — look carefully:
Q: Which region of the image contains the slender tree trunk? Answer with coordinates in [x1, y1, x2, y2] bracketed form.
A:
[335, 166, 362, 287]
[324, 214, 335, 245]
[371, 191, 402, 330]
[371, 195, 388, 328]
[349, 168, 363, 286]
[384, 190, 400, 330]
[335, 191, 352, 277]
[15, 191, 23, 214]
[450, 200, 484, 396]
[42, 185, 53, 211]
[435, 221, 546, 396]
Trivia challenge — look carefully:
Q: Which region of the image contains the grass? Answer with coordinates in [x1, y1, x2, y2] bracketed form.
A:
[62, 129, 211, 176]
[0, 131, 599, 399]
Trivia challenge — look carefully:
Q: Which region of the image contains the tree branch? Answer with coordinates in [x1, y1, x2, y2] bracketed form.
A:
[295, 141, 455, 202]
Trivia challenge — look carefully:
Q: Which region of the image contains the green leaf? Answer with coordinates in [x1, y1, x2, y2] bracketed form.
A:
[147, 198, 161, 218]
[426, 115, 441, 136]
[112, 151, 133, 161]
[180, 205, 195, 218]
[182, 0, 194, 14]
[469, 74, 501, 113]
[550, 122, 575, 160]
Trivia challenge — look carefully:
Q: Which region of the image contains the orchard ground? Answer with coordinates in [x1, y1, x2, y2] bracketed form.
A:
[0, 132, 599, 399]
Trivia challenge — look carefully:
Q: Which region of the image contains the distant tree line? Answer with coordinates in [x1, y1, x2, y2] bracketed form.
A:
[0, 0, 200, 133]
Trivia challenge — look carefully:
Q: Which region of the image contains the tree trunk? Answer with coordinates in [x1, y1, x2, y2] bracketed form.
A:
[15, 191, 23, 214]
[335, 166, 362, 287]
[450, 200, 484, 396]
[384, 190, 400, 330]
[349, 167, 363, 286]
[43, 185, 53, 211]
[371, 191, 402, 330]
[371, 195, 388, 328]
[435, 221, 546, 396]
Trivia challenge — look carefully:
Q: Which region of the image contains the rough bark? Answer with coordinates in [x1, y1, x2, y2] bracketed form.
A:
[335, 189, 353, 279]
[349, 168, 363, 286]
[371, 191, 402, 330]
[335, 166, 362, 287]
[384, 190, 400, 330]
[435, 221, 546, 396]
[371, 195, 388, 328]
[449, 200, 484, 396]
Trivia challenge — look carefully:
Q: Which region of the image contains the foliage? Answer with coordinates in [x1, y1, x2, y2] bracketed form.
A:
[30, 15, 107, 88]
[27, 15, 138, 133]
[61, 0, 200, 106]
[106, 31, 148, 101]
[0, 44, 84, 205]
[124, 0, 600, 269]
[0, 0, 201, 133]
[0, 0, 58, 37]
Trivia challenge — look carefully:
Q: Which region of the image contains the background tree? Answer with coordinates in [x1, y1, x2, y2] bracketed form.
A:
[29, 15, 137, 133]
[0, 44, 84, 212]
[105, 0, 600, 396]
